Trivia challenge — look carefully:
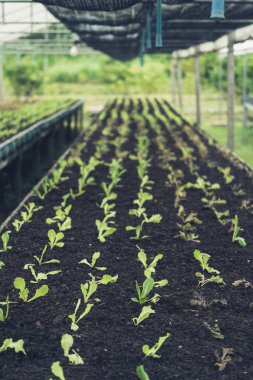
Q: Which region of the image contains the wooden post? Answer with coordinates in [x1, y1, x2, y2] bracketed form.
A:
[0, 48, 4, 104]
[177, 55, 183, 112]
[242, 53, 248, 145]
[194, 47, 201, 128]
[227, 32, 235, 151]
[170, 59, 176, 105]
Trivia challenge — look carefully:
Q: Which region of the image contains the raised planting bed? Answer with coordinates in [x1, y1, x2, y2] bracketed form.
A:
[0, 98, 252, 380]
[0, 99, 75, 144]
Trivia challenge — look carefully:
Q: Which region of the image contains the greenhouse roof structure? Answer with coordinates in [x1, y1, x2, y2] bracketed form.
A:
[1, 1, 253, 59]
[36, 0, 253, 59]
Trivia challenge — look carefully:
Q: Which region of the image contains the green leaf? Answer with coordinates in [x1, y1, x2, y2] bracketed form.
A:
[51, 361, 65, 380]
[138, 249, 147, 269]
[136, 365, 150, 380]
[14, 277, 26, 291]
[98, 274, 118, 285]
[142, 278, 154, 298]
[61, 334, 73, 357]
[133, 306, 155, 326]
[28, 285, 49, 302]
[154, 279, 168, 288]
[0, 338, 26, 355]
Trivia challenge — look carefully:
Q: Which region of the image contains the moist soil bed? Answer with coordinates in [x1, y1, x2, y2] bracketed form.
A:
[0, 99, 252, 380]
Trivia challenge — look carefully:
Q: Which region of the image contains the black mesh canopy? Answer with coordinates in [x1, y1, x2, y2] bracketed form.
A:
[38, 1, 253, 60]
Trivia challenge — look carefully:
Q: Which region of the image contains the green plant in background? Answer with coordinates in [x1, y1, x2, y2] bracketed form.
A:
[0, 295, 10, 322]
[6, 58, 44, 97]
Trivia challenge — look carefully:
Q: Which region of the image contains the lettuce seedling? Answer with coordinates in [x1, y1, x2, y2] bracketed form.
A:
[34, 245, 60, 266]
[126, 214, 162, 240]
[46, 206, 72, 232]
[0, 338, 26, 355]
[133, 305, 155, 326]
[0, 295, 10, 322]
[193, 250, 225, 286]
[48, 229, 64, 249]
[61, 334, 84, 365]
[96, 274, 118, 285]
[13, 277, 49, 302]
[136, 365, 150, 380]
[13, 202, 43, 232]
[131, 278, 155, 304]
[137, 247, 163, 278]
[142, 332, 171, 359]
[195, 273, 225, 287]
[80, 277, 98, 303]
[0, 231, 12, 252]
[68, 300, 94, 331]
[50, 361, 65, 380]
[96, 218, 116, 243]
[79, 251, 107, 271]
[193, 250, 220, 274]
[232, 215, 247, 247]
[24, 264, 61, 284]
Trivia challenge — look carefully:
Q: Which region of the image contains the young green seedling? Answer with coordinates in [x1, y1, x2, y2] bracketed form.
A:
[79, 251, 107, 271]
[96, 218, 116, 243]
[131, 278, 155, 305]
[126, 214, 162, 240]
[193, 250, 220, 274]
[46, 206, 72, 232]
[50, 361, 65, 380]
[133, 305, 155, 326]
[48, 229, 64, 249]
[136, 365, 150, 380]
[193, 250, 225, 286]
[34, 245, 60, 266]
[80, 277, 98, 303]
[137, 247, 163, 278]
[0, 295, 10, 322]
[232, 215, 247, 247]
[13, 202, 43, 232]
[0, 231, 12, 253]
[0, 338, 26, 355]
[13, 277, 49, 302]
[24, 264, 61, 284]
[61, 334, 84, 365]
[68, 300, 94, 331]
[142, 332, 171, 359]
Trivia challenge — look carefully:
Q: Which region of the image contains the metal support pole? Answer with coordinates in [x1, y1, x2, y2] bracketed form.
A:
[227, 32, 235, 151]
[0, 48, 4, 104]
[194, 47, 201, 128]
[177, 56, 183, 111]
[242, 53, 248, 145]
[218, 58, 223, 117]
[170, 59, 176, 105]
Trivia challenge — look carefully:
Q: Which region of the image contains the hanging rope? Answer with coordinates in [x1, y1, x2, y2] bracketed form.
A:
[155, 0, 163, 47]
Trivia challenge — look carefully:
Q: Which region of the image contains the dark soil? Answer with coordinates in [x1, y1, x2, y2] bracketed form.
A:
[0, 99, 252, 380]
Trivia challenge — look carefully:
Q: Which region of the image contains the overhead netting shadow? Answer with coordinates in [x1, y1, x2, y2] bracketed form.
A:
[39, 1, 253, 60]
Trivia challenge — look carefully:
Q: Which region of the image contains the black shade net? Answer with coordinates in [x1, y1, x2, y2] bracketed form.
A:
[38, 1, 253, 60]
